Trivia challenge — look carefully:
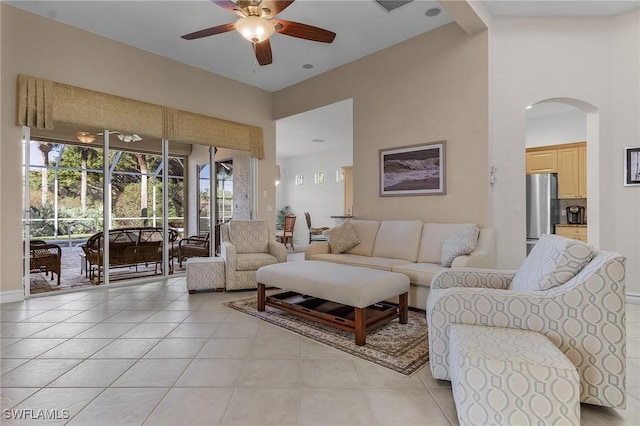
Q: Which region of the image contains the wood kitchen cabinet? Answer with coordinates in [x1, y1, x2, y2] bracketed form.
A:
[526, 148, 557, 174]
[578, 145, 587, 198]
[526, 142, 586, 199]
[557, 143, 587, 199]
[555, 225, 587, 243]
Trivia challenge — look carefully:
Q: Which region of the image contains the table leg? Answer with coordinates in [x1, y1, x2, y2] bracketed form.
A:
[257, 283, 266, 311]
[399, 292, 408, 324]
[355, 307, 366, 346]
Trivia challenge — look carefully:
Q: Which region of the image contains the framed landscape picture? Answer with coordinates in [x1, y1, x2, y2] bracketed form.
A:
[379, 140, 446, 196]
[624, 146, 640, 186]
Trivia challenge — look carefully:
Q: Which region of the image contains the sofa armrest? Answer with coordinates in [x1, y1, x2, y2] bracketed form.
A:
[450, 228, 495, 269]
[431, 268, 516, 290]
[268, 240, 287, 263]
[304, 242, 330, 260]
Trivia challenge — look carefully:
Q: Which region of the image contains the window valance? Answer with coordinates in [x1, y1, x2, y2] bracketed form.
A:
[16, 74, 264, 159]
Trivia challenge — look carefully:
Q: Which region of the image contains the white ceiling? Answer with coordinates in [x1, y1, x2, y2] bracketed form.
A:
[9, 0, 638, 157]
[9, 1, 637, 93]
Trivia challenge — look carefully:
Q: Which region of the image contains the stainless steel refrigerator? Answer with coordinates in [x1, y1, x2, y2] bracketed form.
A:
[526, 173, 559, 255]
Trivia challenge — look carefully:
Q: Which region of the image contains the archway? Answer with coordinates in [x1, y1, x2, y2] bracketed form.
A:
[525, 97, 599, 248]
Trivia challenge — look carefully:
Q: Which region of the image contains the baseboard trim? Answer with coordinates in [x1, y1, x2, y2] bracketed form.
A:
[626, 293, 640, 305]
[0, 289, 25, 304]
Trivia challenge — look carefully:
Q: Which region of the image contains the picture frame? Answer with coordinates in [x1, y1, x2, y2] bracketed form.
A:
[315, 171, 324, 184]
[379, 140, 446, 196]
[295, 173, 304, 185]
[624, 146, 640, 186]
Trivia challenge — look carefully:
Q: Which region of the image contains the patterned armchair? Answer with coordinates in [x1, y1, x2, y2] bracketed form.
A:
[220, 220, 287, 290]
[427, 234, 626, 409]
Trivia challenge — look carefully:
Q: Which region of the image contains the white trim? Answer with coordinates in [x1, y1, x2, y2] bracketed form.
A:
[0, 290, 25, 304]
[626, 293, 640, 305]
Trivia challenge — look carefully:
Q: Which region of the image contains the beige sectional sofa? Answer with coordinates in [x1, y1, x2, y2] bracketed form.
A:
[304, 220, 495, 309]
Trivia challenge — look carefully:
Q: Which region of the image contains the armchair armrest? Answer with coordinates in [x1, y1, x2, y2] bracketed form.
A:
[221, 240, 237, 290]
[304, 242, 330, 260]
[431, 268, 516, 290]
[268, 241, 287, 263]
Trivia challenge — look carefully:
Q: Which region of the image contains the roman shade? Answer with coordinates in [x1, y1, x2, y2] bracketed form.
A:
[16, 74, 264, 159]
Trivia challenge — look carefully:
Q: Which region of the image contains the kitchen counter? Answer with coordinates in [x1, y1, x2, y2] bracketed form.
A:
[556, 224, 587, 228]
[555, 224, 587, 242]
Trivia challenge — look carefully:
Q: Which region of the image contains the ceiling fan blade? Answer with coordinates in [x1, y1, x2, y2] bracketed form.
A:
[253, 40, 273, 66]
[273, 20, 336, 43]
[260, 1, 295, 17]
[210, 0, 243, 15]
[181, 23, 235, 40]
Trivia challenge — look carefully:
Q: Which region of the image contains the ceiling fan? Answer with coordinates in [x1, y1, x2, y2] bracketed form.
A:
[181, 0, 336, 66]
[97, 131, 143, 143]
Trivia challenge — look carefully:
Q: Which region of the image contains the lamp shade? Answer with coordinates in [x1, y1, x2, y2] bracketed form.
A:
[235, 16, 275, 43]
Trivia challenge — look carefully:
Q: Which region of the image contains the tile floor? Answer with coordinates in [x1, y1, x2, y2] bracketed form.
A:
[1, 277, 638, 425]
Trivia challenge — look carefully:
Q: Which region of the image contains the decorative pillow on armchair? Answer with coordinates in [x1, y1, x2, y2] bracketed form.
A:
[510, 234, 594, 292]
[441, 224, 480, 267]
[323, 220, 361, 254]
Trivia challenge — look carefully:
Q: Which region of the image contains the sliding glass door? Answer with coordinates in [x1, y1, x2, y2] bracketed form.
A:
[22, 127, 185, 296]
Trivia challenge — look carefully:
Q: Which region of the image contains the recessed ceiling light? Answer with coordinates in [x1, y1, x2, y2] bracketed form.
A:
[426, 7, 441, 17]
[302, 64, 314, 70]
[525, 105, 533, 110]
[311, 139, 325, 143]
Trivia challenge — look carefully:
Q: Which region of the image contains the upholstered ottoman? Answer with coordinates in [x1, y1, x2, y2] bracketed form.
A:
[256, 261, 409, 345]
[186, 257, 225, 293]
[449, 324, 580, 426]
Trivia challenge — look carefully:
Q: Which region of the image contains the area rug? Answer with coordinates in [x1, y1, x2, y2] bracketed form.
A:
[224, 295, 429, 376]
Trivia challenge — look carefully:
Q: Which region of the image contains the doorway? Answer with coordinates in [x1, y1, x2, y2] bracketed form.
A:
[525, 98, 599, 251]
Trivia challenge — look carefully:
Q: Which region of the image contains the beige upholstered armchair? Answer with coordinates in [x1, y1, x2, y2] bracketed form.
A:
[220, 220, 287, 290]
[427, 234, 626, 409]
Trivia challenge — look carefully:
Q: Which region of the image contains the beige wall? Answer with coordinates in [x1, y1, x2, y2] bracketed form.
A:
[488, 10, 640, 297]
[0, 4, 275, 294]
[274, 23, 489, 226]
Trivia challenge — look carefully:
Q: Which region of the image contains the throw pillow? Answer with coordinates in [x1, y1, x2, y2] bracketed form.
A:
[441, 224, 480, 267]
[323, 220, 361, 254]
[510, 234, 594, 292]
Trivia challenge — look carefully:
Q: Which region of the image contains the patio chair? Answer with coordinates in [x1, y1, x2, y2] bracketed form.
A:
[29, 240, 62, 285]
[177, 233, 210, 267]
[305, 212, 329, 243]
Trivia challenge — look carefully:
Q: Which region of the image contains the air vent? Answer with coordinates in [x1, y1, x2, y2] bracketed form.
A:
[375, 0, 413, 13]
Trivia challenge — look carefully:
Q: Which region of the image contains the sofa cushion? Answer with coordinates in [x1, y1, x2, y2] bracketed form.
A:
[324, 220, 361, 253]
[441, 224, 480, 267]
[372, 220, 423, 262]
[510, 234, 594, 292]
[344, 220, 381, 257]
[392, 263, 447, 288]
[229, 220, 269, 254]
[418, 223, 478, 264]
[309, 253, 354, 264]
[344, 256, 413, 272]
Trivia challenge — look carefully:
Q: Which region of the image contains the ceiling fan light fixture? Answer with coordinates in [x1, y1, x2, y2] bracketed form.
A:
[235, 15, 274, 43]
[76, 131, 95, 144]
[117, 133, 142, 143]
